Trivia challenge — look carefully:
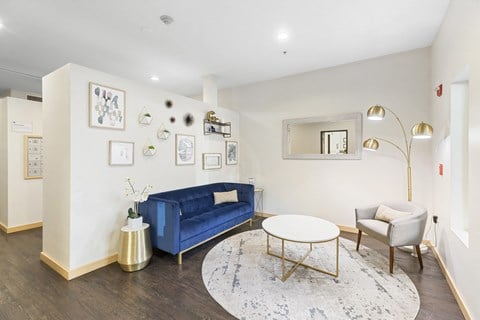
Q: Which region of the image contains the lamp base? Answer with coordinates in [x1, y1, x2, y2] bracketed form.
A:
[398, 244, 429, 257]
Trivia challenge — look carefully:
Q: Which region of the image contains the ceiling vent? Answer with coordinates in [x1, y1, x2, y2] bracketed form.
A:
[160, 15, 174, 26]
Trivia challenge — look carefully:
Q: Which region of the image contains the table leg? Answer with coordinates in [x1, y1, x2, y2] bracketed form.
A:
[267, 234, 270, 254]
[281, 239, 285, 279]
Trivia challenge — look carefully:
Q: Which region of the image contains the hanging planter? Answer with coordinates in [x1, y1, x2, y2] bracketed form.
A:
[157, 123, 171, 140]
[143, 144, 157, 156]
[138, 107, 153, 125]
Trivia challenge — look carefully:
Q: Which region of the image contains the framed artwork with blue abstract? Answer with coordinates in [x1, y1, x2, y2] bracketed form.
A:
[225, 141, 238, 165]
[89, 82, 126, 130]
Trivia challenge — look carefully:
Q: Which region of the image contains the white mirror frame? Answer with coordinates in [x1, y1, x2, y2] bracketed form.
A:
[282, 112, 363, 160]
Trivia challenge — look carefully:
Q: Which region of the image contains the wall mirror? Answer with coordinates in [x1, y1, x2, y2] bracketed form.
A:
[282, 113, 362, 160]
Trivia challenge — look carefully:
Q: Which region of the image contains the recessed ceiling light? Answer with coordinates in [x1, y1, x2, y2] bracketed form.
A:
[150, 75, 159, 81]
[0, 21, 4, 29]
[277, 32, 289, 40]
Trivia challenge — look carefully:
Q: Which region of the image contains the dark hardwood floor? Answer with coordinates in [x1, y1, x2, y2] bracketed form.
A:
[0, 219, 464, 320]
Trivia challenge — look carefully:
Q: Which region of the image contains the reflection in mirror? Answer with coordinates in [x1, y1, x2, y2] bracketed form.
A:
[321, 130, 347, 154]
[283, 113, 362, 160]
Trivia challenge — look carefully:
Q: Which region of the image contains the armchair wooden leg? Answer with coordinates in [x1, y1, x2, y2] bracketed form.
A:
[415, 245, 424, 269]
[356, 230, 362, 251]
[389, 247, 394, 273]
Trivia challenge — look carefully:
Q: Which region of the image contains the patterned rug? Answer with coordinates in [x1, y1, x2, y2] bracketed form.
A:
[202, 230, 420, 320]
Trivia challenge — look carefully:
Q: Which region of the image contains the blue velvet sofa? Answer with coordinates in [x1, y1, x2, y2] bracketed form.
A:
[139, 182, 254, 264]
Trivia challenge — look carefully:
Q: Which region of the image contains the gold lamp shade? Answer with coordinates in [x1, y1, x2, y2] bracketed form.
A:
[367, 105, 385, 120]
[363, 138, 379, 151]
[411, 122, 433, 139]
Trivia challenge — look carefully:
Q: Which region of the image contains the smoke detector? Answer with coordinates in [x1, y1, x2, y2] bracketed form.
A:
[160, 15, 174, 25]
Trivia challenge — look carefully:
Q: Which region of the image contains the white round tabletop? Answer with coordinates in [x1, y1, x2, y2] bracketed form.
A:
[262, 215, 340, 243]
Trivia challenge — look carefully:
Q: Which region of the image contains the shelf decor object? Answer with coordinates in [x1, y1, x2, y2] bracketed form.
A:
[203, 153, 222, 170]
[175, 134, 195, 165]
[157, 123, 171, 140]
[225, 141, 238, 165]
[24, 135, 43, 179]
[363, 105, 433, 201]
[138, 107, 153, 125]
[203, 111, 231, 138]
[109, 141, 134, 166]
[89, 82, 125, 130]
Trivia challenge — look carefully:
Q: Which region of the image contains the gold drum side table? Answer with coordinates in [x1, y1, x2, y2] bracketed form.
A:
[118, 223, 153, 272]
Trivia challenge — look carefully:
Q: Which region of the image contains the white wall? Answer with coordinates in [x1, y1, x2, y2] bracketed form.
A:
[0, 99, 7, 226]
[0, 97, 42, 229]
[431, 0, 480, 317]
[43, 64, 240, 271]
[218, 48, 432, 227]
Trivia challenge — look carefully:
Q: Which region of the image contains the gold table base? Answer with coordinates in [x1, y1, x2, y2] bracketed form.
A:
[266, 234, 339, 282]
[118, 224, 152, 272]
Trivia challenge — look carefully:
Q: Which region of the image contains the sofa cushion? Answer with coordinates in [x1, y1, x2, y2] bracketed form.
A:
[375, 204, 412, 223]
[213, 190, 238, 205]
[180, 202, 251, 241]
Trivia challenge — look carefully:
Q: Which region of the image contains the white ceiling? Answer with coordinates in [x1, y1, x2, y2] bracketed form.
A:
[0, 0, 450, 96]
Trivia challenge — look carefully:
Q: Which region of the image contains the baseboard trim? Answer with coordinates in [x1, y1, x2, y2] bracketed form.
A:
[40, 252, 118, 281]
[424, 240, 472, 320]
[0, 221, 42, 234]
[69, 254, 118, 280]
[338, 225, 358, 234]
[254, 211, 274, 218]
[40, 252, 70, 280]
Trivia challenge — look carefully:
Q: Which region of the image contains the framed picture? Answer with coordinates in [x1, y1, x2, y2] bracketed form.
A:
[225, 141, 238, 165]
[109, 141, 134, 166]
[176, 134, 195, 165]
[89, 82, 126, 130]
[203, 153, 222, 170]
[24, 135, 43, 179]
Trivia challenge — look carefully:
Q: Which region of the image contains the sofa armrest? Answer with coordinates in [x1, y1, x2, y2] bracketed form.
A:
[355, 205, 378, 222]
[139, 197, 181, 255]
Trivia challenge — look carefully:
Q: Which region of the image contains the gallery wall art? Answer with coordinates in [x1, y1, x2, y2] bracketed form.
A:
[89, 82, 126, 130]
[24, 135, 43, 179]
[226, 141, 238, 165]
[109, 141, 134, 166]
[176, 134, 195, 165]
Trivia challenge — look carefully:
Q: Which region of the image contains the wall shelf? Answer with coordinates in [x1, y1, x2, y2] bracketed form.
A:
[203, 119, 231, 138]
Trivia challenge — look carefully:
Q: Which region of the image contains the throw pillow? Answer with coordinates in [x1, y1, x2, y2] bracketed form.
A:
[374, 204, 412, 223]
[214, 190, 238, 205]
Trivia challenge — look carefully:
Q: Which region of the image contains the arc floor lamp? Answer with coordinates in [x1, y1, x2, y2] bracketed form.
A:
[363, 105, 433, 201]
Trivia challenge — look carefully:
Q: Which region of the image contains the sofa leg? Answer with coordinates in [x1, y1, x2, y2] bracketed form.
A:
[178, 253, 182, 265]
[389, 247, 394, 273]
[356, 230, 362, 251]
[249, 218, 253, 227]
[415, 245, 424, 269]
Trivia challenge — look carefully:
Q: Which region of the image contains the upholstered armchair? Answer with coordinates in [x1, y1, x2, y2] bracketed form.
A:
[355, 201, 428, 273]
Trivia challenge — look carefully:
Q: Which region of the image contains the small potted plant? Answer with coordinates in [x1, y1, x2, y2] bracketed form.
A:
[143, 144, 156, 156]
[157, 128, 171, 140]
[138, 109, 153, 125]
[125, 178, 153, 229]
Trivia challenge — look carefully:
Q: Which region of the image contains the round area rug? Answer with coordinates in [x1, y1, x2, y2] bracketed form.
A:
[202, 230, 419, 320]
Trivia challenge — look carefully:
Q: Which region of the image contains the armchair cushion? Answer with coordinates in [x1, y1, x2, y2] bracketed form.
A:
[374, 204, 412, 223]
[355, 201, 427, 247]
[356, 219, 389, 243]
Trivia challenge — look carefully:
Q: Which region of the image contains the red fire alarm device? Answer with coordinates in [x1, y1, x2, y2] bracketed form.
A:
[439, 163, 444, 176]
[436, 84, 443, 97]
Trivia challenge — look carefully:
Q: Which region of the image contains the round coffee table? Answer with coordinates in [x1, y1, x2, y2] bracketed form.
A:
[262, 215, 340, 281]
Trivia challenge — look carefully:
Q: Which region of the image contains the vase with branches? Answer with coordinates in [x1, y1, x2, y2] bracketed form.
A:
[125, 178, 153, 228]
